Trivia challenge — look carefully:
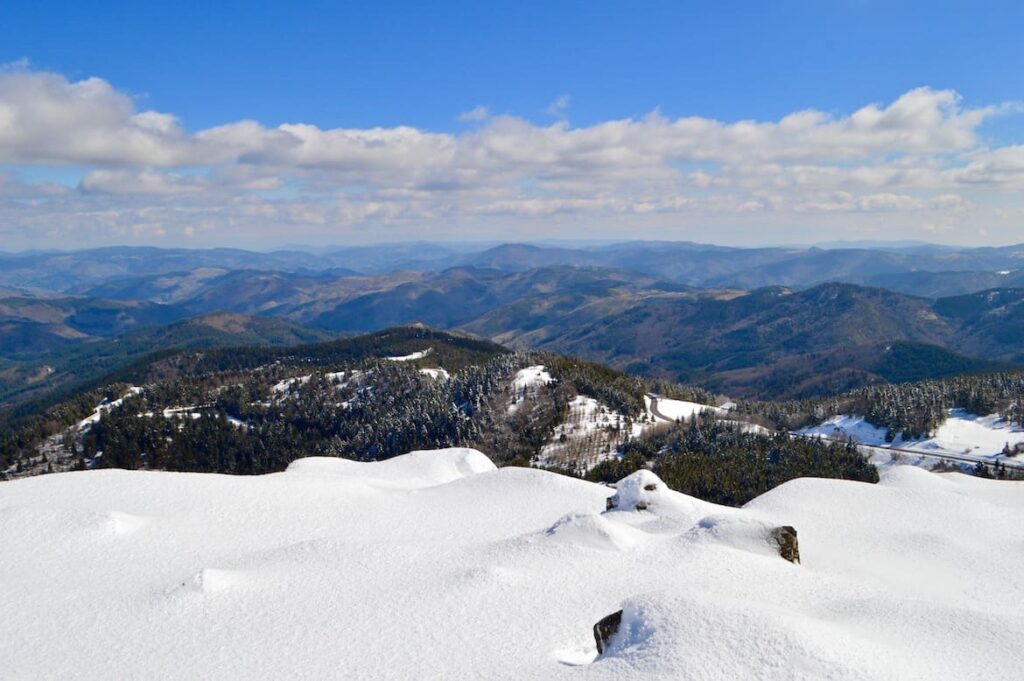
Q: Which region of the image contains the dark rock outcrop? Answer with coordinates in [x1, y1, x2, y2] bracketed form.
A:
[770, 525, 800, 564]
[593, 609, 623, 655]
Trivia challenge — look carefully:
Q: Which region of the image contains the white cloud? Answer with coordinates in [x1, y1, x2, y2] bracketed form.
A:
[545, 94, 570, 118]
[457, 105, 490, 122]
[80, 169, 206, 195]
[1, 68, 1023, 247]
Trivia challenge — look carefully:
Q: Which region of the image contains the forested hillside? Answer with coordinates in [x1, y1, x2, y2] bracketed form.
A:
[735, 371, 1024, 441]
[9, 243, 1024, 401]
[0, 312, 336, 408]
[1, 325, 893, 506]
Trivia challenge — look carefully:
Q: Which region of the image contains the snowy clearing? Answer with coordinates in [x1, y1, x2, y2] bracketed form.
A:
[512, 365, 553, 391]
[2, 449, 1022, 679]
[509, 365, 554, 413]
[271, 374, 311, 395]
[75, 387, 143, 431]
[537, 395, 632, 468]
[418, 367, 450, 380]
[644, 394, 724, 424]
[385, 348, 433, 361]
[797, 410, 1024, 467]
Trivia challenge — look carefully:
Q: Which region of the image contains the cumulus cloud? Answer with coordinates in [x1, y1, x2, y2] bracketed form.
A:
[0, 71, 212, 166]
[1, 67, 1023, 247]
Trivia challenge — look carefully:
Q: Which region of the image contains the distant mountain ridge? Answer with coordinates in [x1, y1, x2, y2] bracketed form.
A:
[6, 240, 1024, 293]
[6, 242, 1024, 401]
[0, 310, 335, 408]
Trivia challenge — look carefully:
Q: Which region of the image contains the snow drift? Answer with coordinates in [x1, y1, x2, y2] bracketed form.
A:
[2, 448, 1022, 679]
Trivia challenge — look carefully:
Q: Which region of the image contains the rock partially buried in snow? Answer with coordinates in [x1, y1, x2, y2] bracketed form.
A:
[770, 525, 800, 564]
[689, 514, 802, 564]
[593, 609, 623, 655]
[605, 469, 664, 512]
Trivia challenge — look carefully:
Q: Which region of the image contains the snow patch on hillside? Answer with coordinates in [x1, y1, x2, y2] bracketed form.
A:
[271, 374, 311, 395]
[76, 387, 143, 431]
[644, 395, 724, 424]
[797, 409, 1024, 466]
[386, 348, 432, 361]
[509, 365, 554, 413]
[512, 365, 553, 391]
[796, 414, 891, 445]
[531, 390, 727, 470]
[3, 455, 1022, 679]
[537, 395, 632, 468]
[419, 367, 450, 380]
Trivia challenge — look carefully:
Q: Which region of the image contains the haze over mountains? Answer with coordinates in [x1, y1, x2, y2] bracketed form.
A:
[5, 240, 1024, 293]
[3, 240, 1024, 405]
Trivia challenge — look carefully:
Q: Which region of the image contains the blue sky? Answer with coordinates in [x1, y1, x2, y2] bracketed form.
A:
[6, 1, 1022, 134]
[1, 1, 1023, 249]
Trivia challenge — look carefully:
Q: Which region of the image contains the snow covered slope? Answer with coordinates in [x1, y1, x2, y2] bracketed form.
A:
[644, 394, 724, 423]
[2, 451, 1022, 680]
[797, 409, 1024, 467]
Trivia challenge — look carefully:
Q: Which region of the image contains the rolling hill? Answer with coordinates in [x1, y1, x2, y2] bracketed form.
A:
[0, 312, 336, 408]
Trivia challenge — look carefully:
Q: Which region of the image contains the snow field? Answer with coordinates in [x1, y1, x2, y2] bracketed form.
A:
[418, 367, 450, 380]
[644, 395, 724, 424]
[2, 450, 1022, 679]
[797, 409, 1024, 467]
[385, 348, 433, 362]
[537, 395, 633, 469]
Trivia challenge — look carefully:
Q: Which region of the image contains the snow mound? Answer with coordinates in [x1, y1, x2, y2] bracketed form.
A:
[606, 470, 717, 522]
[284, 447, 496, 488]
[544, 513, 647, 551]
[685, 513, 795, 562]
[595, 594, 892, 679]
[3, 450, 1023, 679]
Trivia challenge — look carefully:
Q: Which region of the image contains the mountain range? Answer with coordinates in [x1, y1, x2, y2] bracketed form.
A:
[4, 241, 1024, 405]
[4, 240, 1024, 293]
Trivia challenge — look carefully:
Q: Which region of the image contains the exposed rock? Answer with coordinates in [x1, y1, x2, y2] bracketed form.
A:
[593, 609, 623, 655]
[770, 525, 800, 564]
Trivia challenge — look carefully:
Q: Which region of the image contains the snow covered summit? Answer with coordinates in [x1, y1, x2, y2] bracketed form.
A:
[2, 449, 1022, 679]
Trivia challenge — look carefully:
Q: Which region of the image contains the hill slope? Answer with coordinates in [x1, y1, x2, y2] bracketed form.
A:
[0, 313, 336, 408]
[464, 282, 1017, 398]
